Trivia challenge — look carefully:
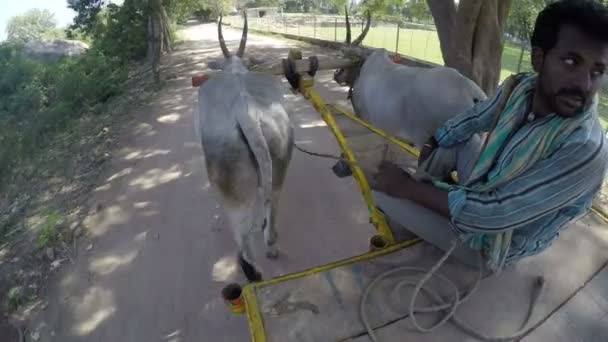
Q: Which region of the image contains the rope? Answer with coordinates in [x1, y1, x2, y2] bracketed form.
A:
[360, 238, 546, 342]
[294, 143, 410, 169]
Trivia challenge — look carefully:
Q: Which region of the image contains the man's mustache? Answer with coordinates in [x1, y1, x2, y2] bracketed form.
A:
[557, 88, 587, 102]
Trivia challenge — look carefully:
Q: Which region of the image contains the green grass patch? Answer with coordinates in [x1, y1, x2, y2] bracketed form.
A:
[37, 210, 63, 249]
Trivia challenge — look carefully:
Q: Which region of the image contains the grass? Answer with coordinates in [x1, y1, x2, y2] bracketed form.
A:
[37, 210, 62, 249]
[228, 16, 608, 127]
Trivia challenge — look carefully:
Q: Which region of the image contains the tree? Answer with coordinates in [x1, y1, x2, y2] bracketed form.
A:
[403, 0, 431, 23]
[506, 0, 545, 72]
[331, 0, 349, 13]
[426, 0, 512, 95]
[68, 0, 107, 34]
[68, 0, 173, 82]
[166, 0, 206, 24]
[5, 9, 64, 44]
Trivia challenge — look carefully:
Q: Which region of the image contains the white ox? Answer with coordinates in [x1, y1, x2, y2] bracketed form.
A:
[196, 14, 294, 282]
[333, 11, 487, 152]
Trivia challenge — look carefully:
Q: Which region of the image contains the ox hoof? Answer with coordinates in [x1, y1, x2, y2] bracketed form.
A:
[239, 254, 263, 282]
[266, 248, 279, 259]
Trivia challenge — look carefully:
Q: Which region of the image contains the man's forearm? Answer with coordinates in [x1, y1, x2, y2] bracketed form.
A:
[399, 180, 451, 218]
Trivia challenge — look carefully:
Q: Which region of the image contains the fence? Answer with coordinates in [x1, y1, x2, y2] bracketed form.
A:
[224, 14, 446, 66]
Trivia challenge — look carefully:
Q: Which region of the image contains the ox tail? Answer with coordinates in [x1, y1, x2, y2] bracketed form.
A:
[235, 88, 272, 234]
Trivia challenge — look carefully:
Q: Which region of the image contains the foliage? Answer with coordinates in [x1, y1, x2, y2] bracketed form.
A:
[402, 0, 431, 23]
[205, 0, 234, 17]
[7, 286, 26, 311]
[92, 1, 149, 62]
[0, 43, 127, 188]
[37, 210, 63, 248]
[166, 0, 206, 23]
[5, 9, 65, 44]
[250, 0, 282, 7]
[505, 0, 546, 44]
[68, 0, 107, 34]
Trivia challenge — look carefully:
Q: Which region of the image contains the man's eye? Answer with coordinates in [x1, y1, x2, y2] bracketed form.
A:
[591, 70, 605, 78]
[562, 58, 576, 66]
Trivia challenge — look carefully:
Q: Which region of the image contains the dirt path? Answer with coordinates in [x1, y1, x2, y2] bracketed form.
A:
[26, 23, 376, 341]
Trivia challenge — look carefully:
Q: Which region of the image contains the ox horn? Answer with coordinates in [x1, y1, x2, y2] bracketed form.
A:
[345, 5, 351, 44]
[218, 15, 231, 58]
[236, 10, 248, 57]
[352, 10, 371, 46]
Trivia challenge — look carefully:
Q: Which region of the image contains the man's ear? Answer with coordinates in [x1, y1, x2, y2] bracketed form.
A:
[531, 47, 544, 73]
[207, 60, 222, 70]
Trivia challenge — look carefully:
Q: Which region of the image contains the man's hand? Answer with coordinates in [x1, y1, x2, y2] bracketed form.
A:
[419, 136, 438, 166]
[370, 161, 412, 198]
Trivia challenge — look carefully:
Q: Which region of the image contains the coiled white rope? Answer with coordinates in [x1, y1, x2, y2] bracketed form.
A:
[360, 240, 545, 342]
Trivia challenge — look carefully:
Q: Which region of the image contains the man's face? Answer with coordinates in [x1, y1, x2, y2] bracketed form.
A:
[533, 24, 608, 117]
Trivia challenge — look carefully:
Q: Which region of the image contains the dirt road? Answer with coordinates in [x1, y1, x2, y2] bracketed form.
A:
[29, 23, 375, 341]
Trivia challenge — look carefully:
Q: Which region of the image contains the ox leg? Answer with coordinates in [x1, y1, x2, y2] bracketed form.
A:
[237, 232, 262, 282]
[226, 205, 263, 282]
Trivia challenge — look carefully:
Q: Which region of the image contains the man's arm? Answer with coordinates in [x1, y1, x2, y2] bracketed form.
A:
[434, 82, 508, 148]
[375, 137, 607, 233]
[448, 139, 606, 233]
[371, 161, 451, 216]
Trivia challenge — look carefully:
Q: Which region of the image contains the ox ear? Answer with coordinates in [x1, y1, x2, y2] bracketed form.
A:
[247, 56, 270, 69]
[207, 59, 223, 70]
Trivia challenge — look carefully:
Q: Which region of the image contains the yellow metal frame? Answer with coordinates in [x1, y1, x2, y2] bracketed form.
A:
[242, 238, 421, 342]
[298, 77, 396, 244]
[328, 103, 420, 159]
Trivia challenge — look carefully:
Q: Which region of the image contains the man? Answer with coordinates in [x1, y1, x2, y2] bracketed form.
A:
[371, 0, 608, 268]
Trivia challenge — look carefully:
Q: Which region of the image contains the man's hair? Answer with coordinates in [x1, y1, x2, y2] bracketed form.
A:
[531, 0, 608, 52]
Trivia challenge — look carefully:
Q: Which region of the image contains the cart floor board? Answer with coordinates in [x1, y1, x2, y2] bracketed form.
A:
[253, 213, 608, 342]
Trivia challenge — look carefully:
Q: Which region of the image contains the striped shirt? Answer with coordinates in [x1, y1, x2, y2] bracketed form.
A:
[434, 75, 608, 263]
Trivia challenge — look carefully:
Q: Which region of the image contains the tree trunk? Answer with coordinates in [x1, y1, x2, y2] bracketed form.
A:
[427, 0, 512, 96]
[148, 13, 161, 83]
[517, 44, 525, 73]
[161, 5, 172, 53]
[147, 0, 172, 83]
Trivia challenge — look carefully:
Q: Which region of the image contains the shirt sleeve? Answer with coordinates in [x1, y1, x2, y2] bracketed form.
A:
[448, 138, 607, 233]
[434, 82, 508, 148]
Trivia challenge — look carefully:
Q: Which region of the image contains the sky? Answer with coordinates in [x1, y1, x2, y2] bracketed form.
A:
[0, 0, 76, 41]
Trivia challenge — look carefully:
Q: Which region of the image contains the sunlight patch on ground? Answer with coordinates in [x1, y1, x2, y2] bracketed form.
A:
[128, 165, 183, 190]
[94, 183, 111, 192]
[162, 330, 183, 342]
[212, 255, 239, 282]
[124, 149, 172, 161]
[84, 205, 130, 237]
[72, 287, 116, 336]
[300, 119, 327, 128]
[89, 250, 139, 276]
[60, 273, 76, 289]
[157, 113, 181, 124]
[133, 201, 151, 209]
[107, 167, 133, 182]
[59, 183, 78, 195]
[134, 231, 148, 242]
[133, 122, 156, 137]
